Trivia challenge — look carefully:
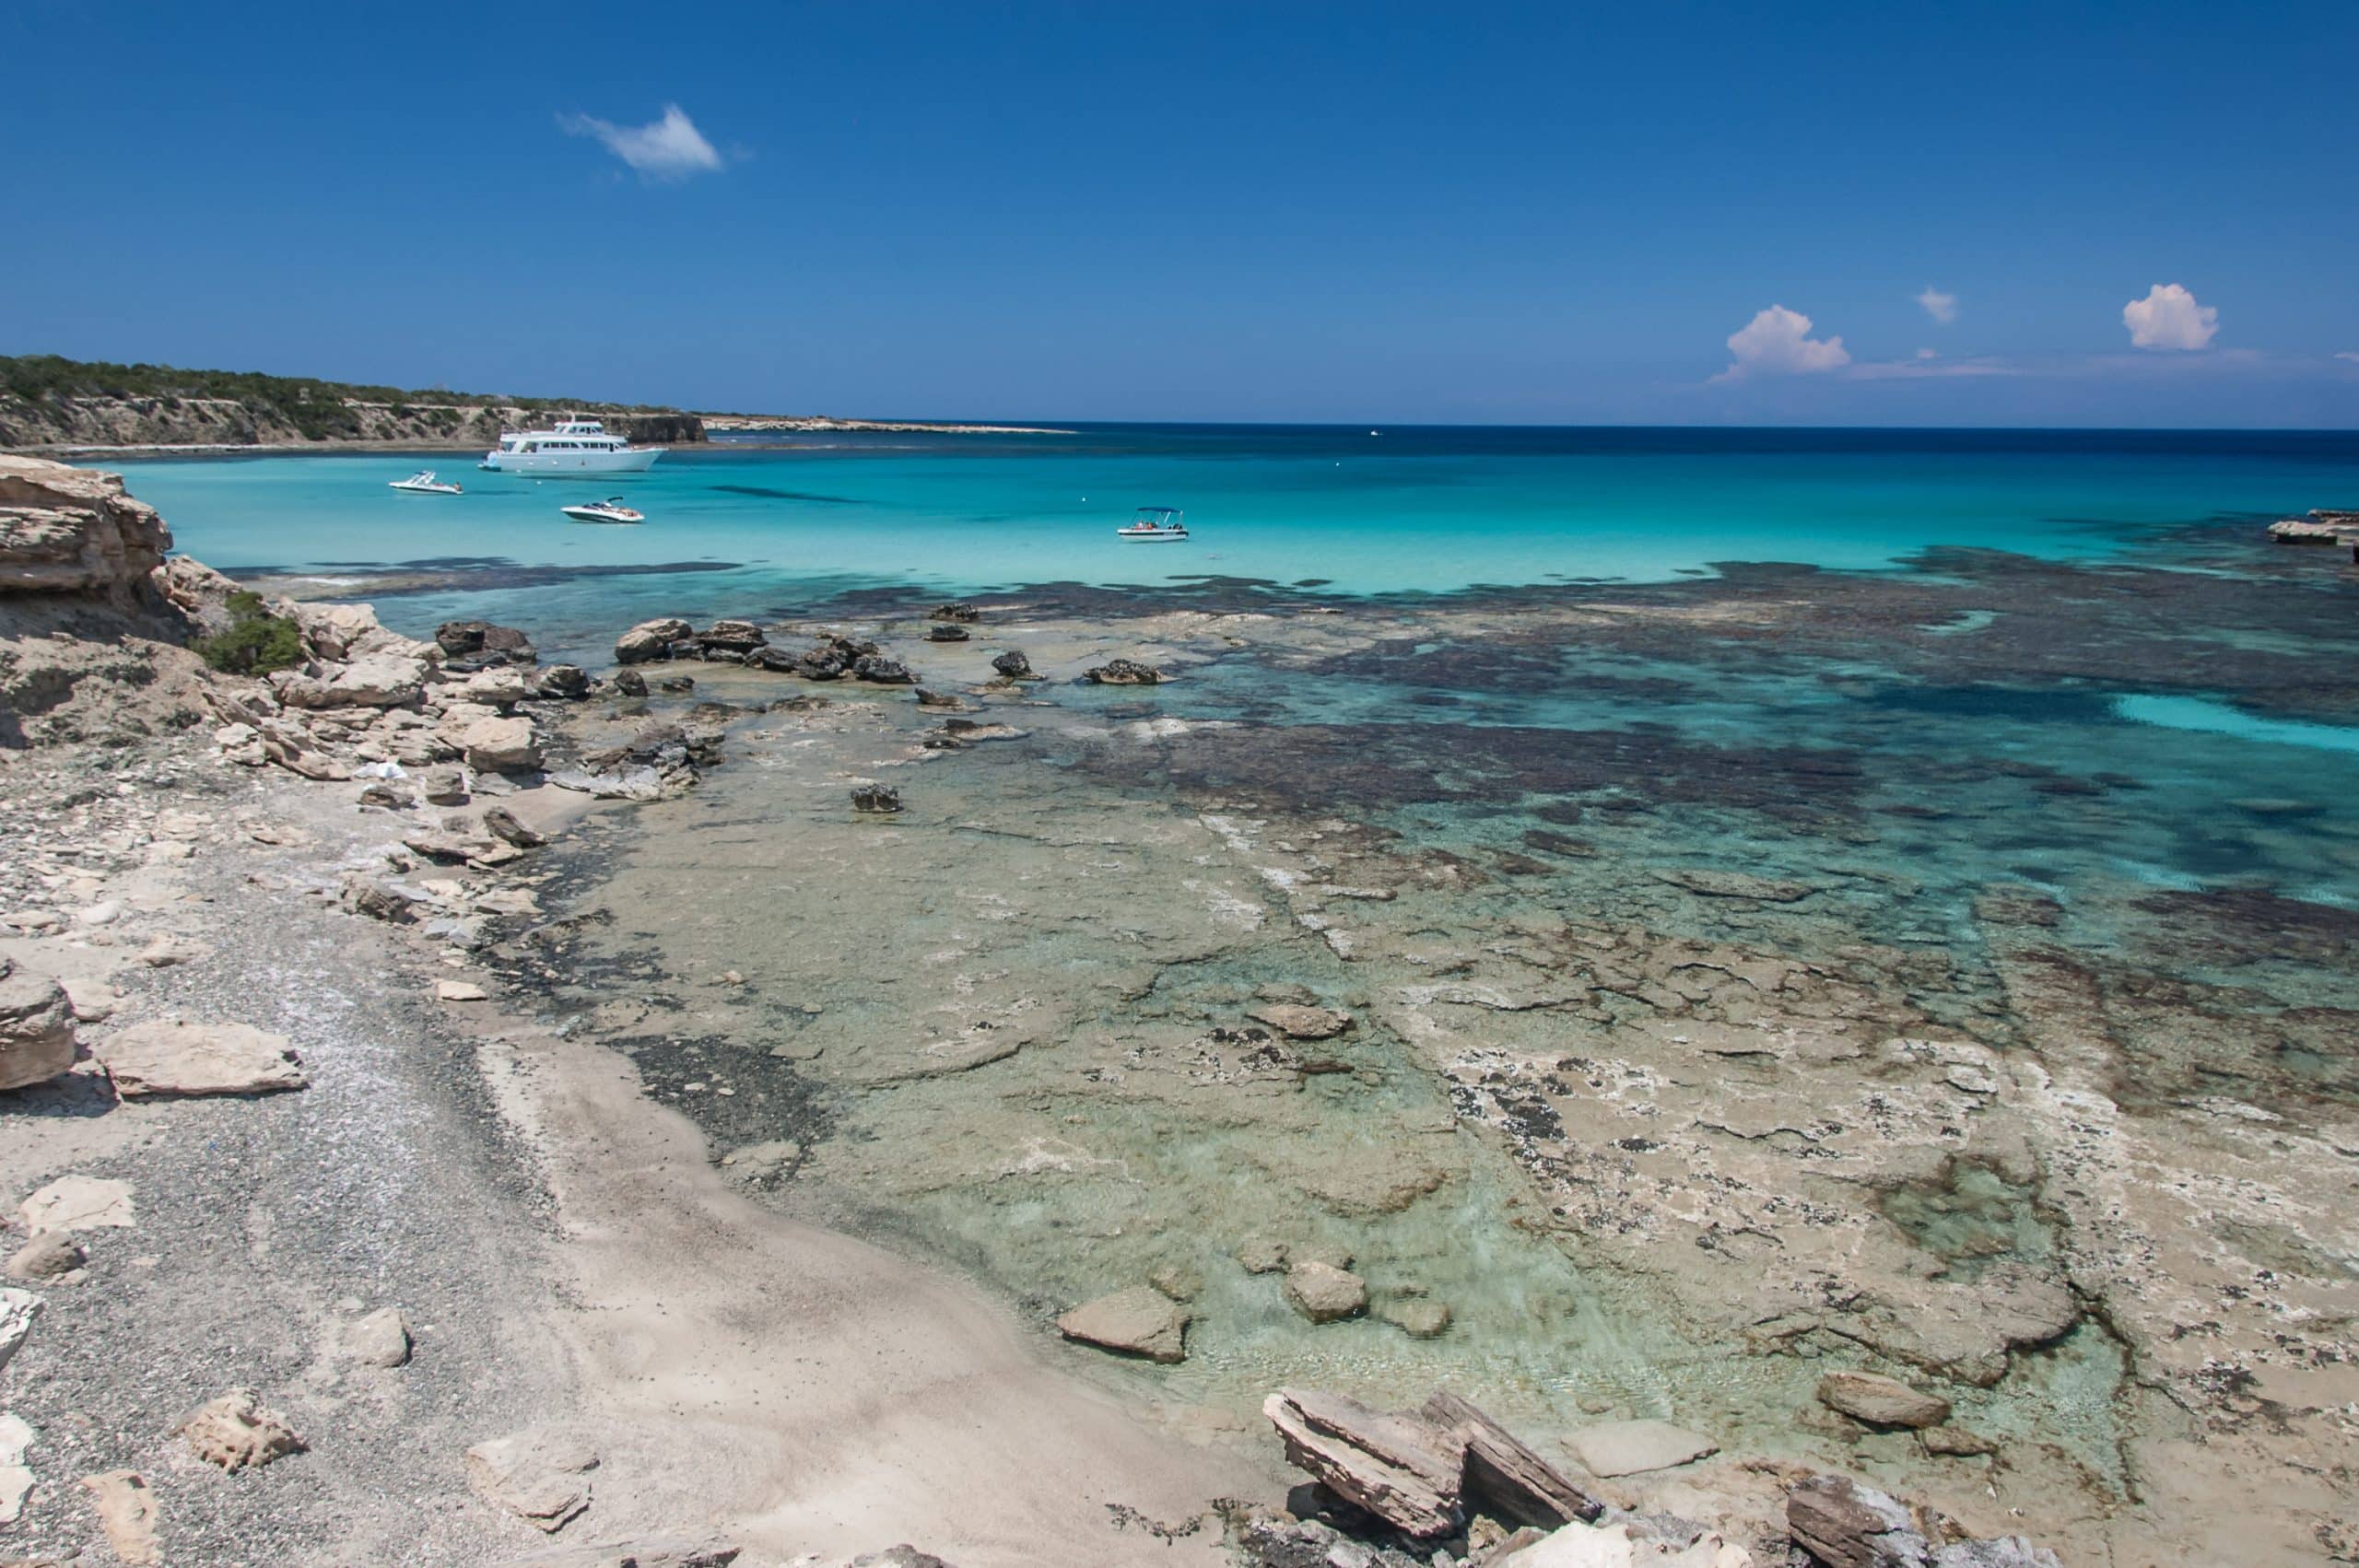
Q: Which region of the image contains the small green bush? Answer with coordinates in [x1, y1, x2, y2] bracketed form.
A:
[194, 591, 304, 675]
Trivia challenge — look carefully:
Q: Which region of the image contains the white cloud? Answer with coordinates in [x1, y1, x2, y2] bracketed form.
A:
[1915, 347, 1939, 360]
[1716, 305, 1851, 380]
[2122, 283, 2217, 351]
[559, 103, 724, 179]
[2338, 351, 2359, 364]
[1915, 287, 1958, 324]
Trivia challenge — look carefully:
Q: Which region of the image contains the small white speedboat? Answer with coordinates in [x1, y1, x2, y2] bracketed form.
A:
[1117, 505, 1189, 542]
[560, 497, 644, 525]
[390, 470, 463, 495]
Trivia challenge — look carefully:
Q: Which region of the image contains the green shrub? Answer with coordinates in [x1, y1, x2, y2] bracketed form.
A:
[194, 591, 304, 675]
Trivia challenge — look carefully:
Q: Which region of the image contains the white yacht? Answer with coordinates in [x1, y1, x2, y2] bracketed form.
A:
[480, 415, 663, 475]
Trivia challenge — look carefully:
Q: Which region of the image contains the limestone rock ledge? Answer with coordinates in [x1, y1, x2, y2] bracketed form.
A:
[0, 456, 170, 603]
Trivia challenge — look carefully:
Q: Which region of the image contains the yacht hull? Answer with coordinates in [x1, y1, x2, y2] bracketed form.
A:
[481, 448, 663, 474]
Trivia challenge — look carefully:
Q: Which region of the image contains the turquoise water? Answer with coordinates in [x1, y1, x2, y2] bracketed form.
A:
[113, 427, 2359, 652]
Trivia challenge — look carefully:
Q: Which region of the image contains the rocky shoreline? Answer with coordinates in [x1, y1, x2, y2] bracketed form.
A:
[6, 455, 2355, 1565]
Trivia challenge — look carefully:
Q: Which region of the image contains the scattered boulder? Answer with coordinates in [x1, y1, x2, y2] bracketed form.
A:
[1056, 1286, 1191, 1363]
[18, 1176, 135, 1234]
[1250, 1001, 1355, 1041]
[927, 624, 969, 643]
[0, 960, 78, 1091]
[1237, 1236, 1291, 1274]
[851, 784, 903, 815]
[1262, 1387, 1463, 1538]
[1284, 1260, 1368, 1323]
[358, 778, 419, 810]
[95, 1020, 305, 1098]
[616, 618, 692, 664]
[438, 980, 489, 1002]
[536, 663, 592, 699]
[459, 714, 543, 774]
[1084, 658, 1163, 685]
[698, 619, 767, 652]
[931, 602, 980, 622]
[468, 1431, 599, 1533]
[1816, 1371, 1952, 1431]
[421, 766, 470, 804]
[346, 1306, 412, 1369]
[853, 654, 914, 685]
[342, 875, 425, 924]
[484, 804, 547, 848]
[1380, 1298, 1453, 1339]
[80, 1469, 161, 1566]
[914, 687, 963, 709]
[175, 1388, 303, 1470]
[438, 620, 535, 663]
[657, 674, 696, 694]
[0, 1288, 41, 1374]
[611, 668, 649, 697]
[1420, 1390, 1603, 1528]
[6, 1231, 87, 1283]
[1563, 1420, 1718, 1479]
[990, 650, 1034, 679]
[0, 1410, 30, 1526]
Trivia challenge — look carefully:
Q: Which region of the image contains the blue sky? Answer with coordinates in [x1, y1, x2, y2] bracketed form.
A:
[6, 1, 2356, 425]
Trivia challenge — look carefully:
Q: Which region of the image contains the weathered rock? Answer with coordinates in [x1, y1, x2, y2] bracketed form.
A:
[1930, 1540, 2061, 1567]
[1816, 1371, 1952, 1431]
[1563, 1420, 1718, 1478]
[81, 1469, 161, 1566]
[549, 766, 666, 802]
[358, 778, 419, 810]
[1250, 1001, 1355, 1040]
[437, 619, 536, 663]
[490, 1538, 743, 1568]
[1147, 1261, 1203, 1302]
[610, 668, 650, 696]
[18, 1176, 134, 1234]
[420, 765, 470, 803]
[6, 1231, 87, 1283]
[913, 687, 964, 708]
[346, 1305, 412, 1368]
[1381, 1298, 1454, 1339]
[484, 804, 547, 848]
[698, 619, 767, 650]
[851, 784, 903, 814]
[342, 875, 424, 924]
[95, 1019, 307, 1098]
[468, 1431, 598, 1532]
[2268, 516, 2349, 544]
[0, 961, 78, 1091]
[926, 624, 969, 642]
[460, 714, 543, 773]
[0, 456, 170, 603]
[1263, 1387, 1463, 1538]
[0, 1410, 31, 1526]
[1421, 1390, 1603, 1529]
[851, 1550, 956, 1568]
[616, 618, 692, 664]
[657, 673, 696, 693]
[0, 1289, 41, 1375]
[276, 652, 427, 709]
[1284, 1259, 1368, 1323]
[175, 1389, 301, 1470]
[853, 654, 914, 685]
[537, 663, 592, 699]
[931, 602, 981, 622]
[437, 980, 489, 1002]
[1649, 867, 1816, 902]
[1056, 1286, 1191, 1363]
[1084, 657, 1163, 685]
[990, 649, 1034, 679]
[1237, 1235, 1291, 1273]
[1786, 1474, 1929, 1568]
[1918, 1425, 1998, 1458]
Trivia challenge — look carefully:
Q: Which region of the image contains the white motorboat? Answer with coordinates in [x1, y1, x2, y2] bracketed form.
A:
[389, 470, 463, 495]
[559, 497, 644, 525]
[1116, 506, 1190, 542]
[481, 415, 663, 474]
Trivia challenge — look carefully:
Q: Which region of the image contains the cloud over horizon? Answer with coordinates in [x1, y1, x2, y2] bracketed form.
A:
[1716, 305, 1851, 380]
[1915, 287, 1958, 324]
[560, 104, 725, 179]
[2122, 283, 2217, 351]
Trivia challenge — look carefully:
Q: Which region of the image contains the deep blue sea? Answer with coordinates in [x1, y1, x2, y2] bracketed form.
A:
[112, 424, 2359, 656]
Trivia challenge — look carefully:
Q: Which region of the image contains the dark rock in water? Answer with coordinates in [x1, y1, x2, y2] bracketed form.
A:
[610, 669, 649, 697]
[926, 624, 969, 642]
[930, 602, 980, 622]
[438, 620, 536, 662]
[1418, 1390, 1602, 1528]
[914, 687, 963, 708]
[991, 650, 1035, 679]
[482, 805, 546, 849]
[698, 618, 767, 650]
[1262, 1387, 1462, 1539]
[665, 639, 704, 661]
[853, 655, 914, 685]
[851, 784, 902, 814]
[657, 674, 696, 694]
[796, 651, 846, 681]
[535, 664, 591, 700]
[748, 645, 799, 673]
[1085, 658, 1163, 685]
[701, 647, 748, 665]
[615, 618, 691, 665]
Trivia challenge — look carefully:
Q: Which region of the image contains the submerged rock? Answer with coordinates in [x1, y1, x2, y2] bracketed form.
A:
[1649, 867, 1817, 902]
[1056, 1285, 1191, 1363]
[1250, 1001, 1355, 1040]
[1084, 658, 1164, 685]
[1815, 1370, 1952, 1430]
[851, 784, 903, 814]
[1380, 1298, 1453, 1339]
[926, 624, 969, 642]
[931, 601, 980, 622]
[991, 649, 1035, 679]
[1563, 1420, 1718, 1478]
[1283, 1259, 1368, 1323]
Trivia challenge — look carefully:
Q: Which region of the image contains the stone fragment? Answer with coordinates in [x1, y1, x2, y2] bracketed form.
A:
[81, 1469, 161, 1566]
[1785, 1474, 1928, 1568]
[421, 766, 471, 804]
[1262, 1387, 1463, 1538]
[1919, 1426, 1998, 1458]
[536, 663, 592, 700]
[616, 618, 692, 665]
[1056, 1286, 1191, 1363]
[990, 650, 1034, 679]
[0, 961, 77, 1091]
[0, 1289, 41, 1374]
[1284, 1259, 1368, 1323]
[1382, 1298, 1454, 1339]
[0, 1410, 30, 1526]
[1249, 1001, 1355, 1040]
[342, 875, 423, 924]
[483, 804, 547, 848]
[490, 1539, 743, 1568]
[1421, 1390, 1603, 1528]
[926, 624, 968, 642]
[95, 1020, 306, 1098]
[468, 1431, 599, 1532]
[18, 1176, 135, 1234]
[1563, 1420, 1718, 1478]
[851, 784, 902, 814]
[931, 601, 980, 622]
[1147, 1261, 1203, 1302]
[437, 980, 489, 1003]
[347, 1306, 412, 1368]
[1816, 1371, 1952, 1430]
[1236, 1235, 1290, 1273]
[1083, 657, 1163, 685]
[460, 715, 543, 773]
[6, 1232, 87, 1283]
[175, 1388, 303, 1469]
[1649, 867, 1816, 902]
[851, 1550, 954, 1568]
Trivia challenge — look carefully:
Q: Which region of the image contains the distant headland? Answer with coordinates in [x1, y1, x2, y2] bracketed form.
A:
[0, 354, 1065, 453]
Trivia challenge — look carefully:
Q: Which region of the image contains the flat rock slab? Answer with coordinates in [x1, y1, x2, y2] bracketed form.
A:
[1815, 1370, 1952, 1430]
[82, 1469, 161, 1566]
[1265, 1387, 1464, 1538]
[1564, 1419, 1718, 1478]
[1649, 868, 1819, 902]
[1249, 1002, 1356, 1040]
[0, 1288, 41, 1375]
[491, 1540, 742, 1568]
[18, 1175, 135, 1234]
[469, 1430, 599, 1533]
[1285, 1260, 1369, 1323]
[96, 1020, 307, 1098]
[1056, 1286, 1190, 1363]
